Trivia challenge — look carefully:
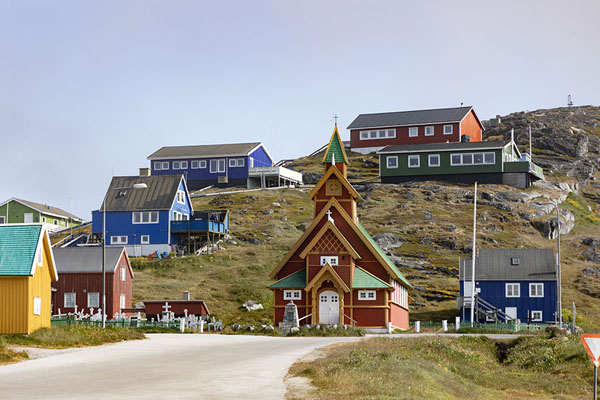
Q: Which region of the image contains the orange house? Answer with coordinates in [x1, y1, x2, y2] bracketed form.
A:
[269, 126, 412, 332]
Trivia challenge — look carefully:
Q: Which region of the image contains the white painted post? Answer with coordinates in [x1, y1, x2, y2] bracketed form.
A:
[179, 318, 185, 333]
[415, 321, 420, 333]
[442, 320, 448, 332]
[200, 319, 204, 333]
[455, 316, 461, 331]
[387, 322, 392, 334]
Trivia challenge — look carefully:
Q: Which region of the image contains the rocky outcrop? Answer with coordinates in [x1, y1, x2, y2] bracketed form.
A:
[373, 233, 405, 250]
[535, 209, 575, 239]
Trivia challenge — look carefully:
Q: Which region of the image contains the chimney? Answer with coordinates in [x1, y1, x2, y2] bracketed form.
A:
[139, 168, 151, 177]
[183, 291, 191, 301]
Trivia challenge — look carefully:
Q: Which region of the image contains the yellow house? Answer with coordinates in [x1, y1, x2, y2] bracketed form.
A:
[0, 224, 58, 334]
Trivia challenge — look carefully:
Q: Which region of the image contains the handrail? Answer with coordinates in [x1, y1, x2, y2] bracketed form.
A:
[298, 313, 312, 323]
[476, 296, 513, 322]
[343, 314, 357, 327]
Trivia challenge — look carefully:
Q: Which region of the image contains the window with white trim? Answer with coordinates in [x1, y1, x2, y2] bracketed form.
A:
[33, 297, 41, 315]
[141, 235, 150, 244]
[120, 294, 126, 310]
[229, 159, 236, 168]
[181, 161, 188, 169]
[200, 160, 207, 168]
[484, 152, 495, 164]
[177, 190, 186, 204]
[428, 154, 440, 167]
[408, 155, 420, 168]
[505, 283, 520, 298]
[64, 292, 76, 308]
[87, 292, 99, 308]
[210, 159, 226, 173]
[462, 153, 473, 165]
[531, 310, 543, 322]
[111, 236, 128, 245]
[408, 127, 418, 137]
[283, 290, 302, 300]
[358, 290, 376, 300]
[0, 216, 5, 224]
[511, 257, 520, 265]
[320, 256, 338, 266]
[154, 162, 162, 170]
[237, 158, 245, 167]
[53, 219, 58, 225]
[529, 283, 544, 298]
[162, 161, 169, 170]
[120, 266, 126, 281]
[425, 126, 434, 136]
[443, 125, 453, 135]
[133, 211, 159, 224]
[387, 156, 398, 169]
[173, 161, 181, 169]
[191, 160, 199, 169]
[359, 129, 395, 140]
[473, 153, 484, 165]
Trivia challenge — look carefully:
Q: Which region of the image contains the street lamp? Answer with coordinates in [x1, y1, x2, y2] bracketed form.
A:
[102, 183, 147, 328]
[555, 202, 562, 328]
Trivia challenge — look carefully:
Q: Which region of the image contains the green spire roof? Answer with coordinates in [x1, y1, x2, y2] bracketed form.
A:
[268, 268, 306, 289]
[322, 125, 348, 164]
[0, 224, 42, 276]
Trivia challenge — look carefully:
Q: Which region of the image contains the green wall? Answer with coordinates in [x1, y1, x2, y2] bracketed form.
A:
[0, 200, 77, 227]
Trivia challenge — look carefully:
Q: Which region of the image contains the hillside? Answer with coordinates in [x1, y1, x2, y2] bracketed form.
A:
[132, 106, 600, 329]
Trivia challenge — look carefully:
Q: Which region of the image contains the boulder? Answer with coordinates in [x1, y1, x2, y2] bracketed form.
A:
[583, 238, 600, 246]
[242, 300, 264, 311]
[373, 233, 405, 250]
[582, 266, 600, 277]
[296, 222, 310, 231]
[541, 209, 575, 239]
[581, 248, 600, 263]
[422, 210, 433, 220]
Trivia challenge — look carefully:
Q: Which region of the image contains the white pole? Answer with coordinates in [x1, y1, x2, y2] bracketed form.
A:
[529, 125, 532, 160]
[102, 192, 107, 329]
[470, 182, 478, 327]
[556, 202, 562, 327]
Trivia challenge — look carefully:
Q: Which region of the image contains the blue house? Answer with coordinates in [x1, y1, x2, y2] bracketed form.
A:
[458, 249, 557, 324]
[92, 175, 193, 257]
[147, 142, 290, 190]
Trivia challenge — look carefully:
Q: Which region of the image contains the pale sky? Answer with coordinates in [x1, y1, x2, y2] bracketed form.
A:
[1, 1, 598, 219]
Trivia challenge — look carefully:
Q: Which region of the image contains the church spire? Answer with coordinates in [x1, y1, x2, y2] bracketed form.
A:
[322, 124, 348, 176]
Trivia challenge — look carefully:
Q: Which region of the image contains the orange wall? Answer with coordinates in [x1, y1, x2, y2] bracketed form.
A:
[460, 110, 483, 142]
[390, 303, 409, 329]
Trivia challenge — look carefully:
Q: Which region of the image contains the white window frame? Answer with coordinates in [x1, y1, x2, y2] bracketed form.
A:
[181, 161, 188, 169]
[41, 216, 46, 223]
[428, 154, 440, 167]
[0, 216, 5, 224]
[120, 294, 126, 310]
[199, 160, 207, 168]
[53, 219, 58, 225]
[425, 126, 434, 136]
[387, 156, 398, 169]
[64, 292, 76, 308]
[408, 127, 418, 137]
[210, 159, 226, 173]
[191, 160, 199, 169]
[121, 266, 126, 281]
[229, 159, 236, 168]
[443, 124, 453, 135]
[237, 158, 245, 167]
[162, 161, 169, 170]
[505, 283, 520, 298]
[511, 257, 520, 266]
[283, 290, 302, 300]
[218, 159, 226, 172]
[173, 161, 181, 169]
[154, 162, 162, 170]
[320, 256, 338, 266]
[359, 129, 395, 140]
[33, 297, 42, 315]
[132, 211, 159, 224]
[358, 290, 376, 301]
[360, 131, 369, 140]
[87, 292, 99, 308]
[408, 155, 420, 168]
[530, 310, 543, 322]
[473, 153, 485, 165]
[529, 283, 544, 298]
[111, 236, 128, 245]
[141, 235, 150, 244]
[462, 153, 473, 165]
[387, 129, 395, 138]
[484, 152, 496, 165]
[177, 191, 186, 204]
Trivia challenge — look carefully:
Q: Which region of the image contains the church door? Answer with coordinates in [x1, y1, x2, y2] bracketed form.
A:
[319, 290, 339, 325]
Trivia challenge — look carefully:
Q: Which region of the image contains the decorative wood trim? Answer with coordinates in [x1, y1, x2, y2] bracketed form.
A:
[316, 199, 353, 203]
[308, 165, 361, 201]
[305, 263, 350, 293]
[299, 220, 360, 260]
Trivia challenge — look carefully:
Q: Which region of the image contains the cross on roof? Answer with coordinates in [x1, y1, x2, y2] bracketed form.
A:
[333, 114, 338, 126]
[326, 209, 334, 224]
[162, 302, 171, 313]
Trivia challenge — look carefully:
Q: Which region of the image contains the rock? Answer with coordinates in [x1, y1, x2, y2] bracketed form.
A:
[540, 209, 575, 239]
[577, 135, 589, 158]
[373, 233, 405, 250]
[246, 325, 255, 332]
[422, 210, 433, 220]
[478, 212, 488, 222]
[264, 325, 275, 331]
[518, 212, 533, 221]
[419, 237, 433, 245]
[397, 203, 406, 209]
[296, 222, 310, 231]
[302, 172, 322, 184]
[447, 224, 458, 232]
[271, 202, 281, 207]
[280, 216, 288, 222]
[242, 300, 264, 311]
[581, 248, 600, 263]
[582, 266, 600, 277]
[134, 302, 145, 309]
[546, 325, 568, 338]
[226, 240, 238, 245]
[583, 238, 600, 246]
[439, 240, 459, 250]
[263, 209, 274, 215]
[231, 323, 241, 332]
[248, 238, 260, 244]
[290, 327, 300, 334]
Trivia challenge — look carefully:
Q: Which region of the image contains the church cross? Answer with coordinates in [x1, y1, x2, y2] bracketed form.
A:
[333, 114, 339, 126]
[162, 302, 171, 313]
[326, 210, 335, 224]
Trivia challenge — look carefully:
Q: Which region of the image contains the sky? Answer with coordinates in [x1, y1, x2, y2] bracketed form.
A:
[0, 0, 599, 219]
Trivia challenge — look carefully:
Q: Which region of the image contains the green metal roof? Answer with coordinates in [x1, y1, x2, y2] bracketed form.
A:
[322, 126, 348, 164]
[353, 266, 393, 289]
[0, 224, 42, 276]
[357, 221, 412, 288]
[268, 268, 306, 289]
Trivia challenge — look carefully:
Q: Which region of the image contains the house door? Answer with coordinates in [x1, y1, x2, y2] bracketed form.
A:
[24, 213, 33, 223]
[319, 290, 339, 325]
[505, 307, 518, 320]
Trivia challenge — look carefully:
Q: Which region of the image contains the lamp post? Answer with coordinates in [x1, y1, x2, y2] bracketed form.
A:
[555, 202, 562, 328]
[102, 183, 147, 328]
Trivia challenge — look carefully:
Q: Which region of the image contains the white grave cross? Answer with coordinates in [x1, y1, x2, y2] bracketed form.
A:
[162, 302, 171, 313]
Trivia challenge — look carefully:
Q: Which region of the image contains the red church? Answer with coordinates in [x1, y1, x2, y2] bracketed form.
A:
[269, 126, 411, 332]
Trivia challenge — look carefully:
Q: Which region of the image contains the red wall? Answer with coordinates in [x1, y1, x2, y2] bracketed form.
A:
[390, 303, 409, 330]
[350, 122, 461, 149]
[460, 110, 483, 142]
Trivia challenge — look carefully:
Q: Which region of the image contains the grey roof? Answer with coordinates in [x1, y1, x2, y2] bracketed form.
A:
[147, 142, 263, 160]
[459, 249, 556, 281]
[347, 106, 474, 130]
[1, 198, 84, 221]
[100, 175, 184, 212]
[53, 247, 125, 273]
[378, 140, 507, 154]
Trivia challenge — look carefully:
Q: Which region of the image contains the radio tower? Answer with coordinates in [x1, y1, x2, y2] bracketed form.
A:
[568, 94, 573, 107]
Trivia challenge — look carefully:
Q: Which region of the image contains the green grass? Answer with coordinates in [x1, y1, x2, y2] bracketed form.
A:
[288, 334, 594, 399]
[0, 336, 28, 365]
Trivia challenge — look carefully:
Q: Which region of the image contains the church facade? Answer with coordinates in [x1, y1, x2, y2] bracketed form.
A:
[269, 126, 411, 332]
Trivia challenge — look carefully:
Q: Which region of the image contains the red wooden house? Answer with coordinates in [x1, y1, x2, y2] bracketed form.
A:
[52, 247, 133, 317]
[269, 126, 412, 332]
[347, 106, 484, 154]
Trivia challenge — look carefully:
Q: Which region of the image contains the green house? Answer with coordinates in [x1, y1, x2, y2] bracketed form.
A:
[377, 140, 544, 188]
[0, 198, 84, 232]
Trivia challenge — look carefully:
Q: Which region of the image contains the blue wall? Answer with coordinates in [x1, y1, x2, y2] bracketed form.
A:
[249, 146, 272, 168]
[460, 280, 557, 323]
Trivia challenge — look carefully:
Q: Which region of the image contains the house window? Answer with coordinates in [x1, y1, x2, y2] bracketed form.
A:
[121, 266, 126, 281]
[237, 158, 245, 167]
[283, 290, 302, 300]
[199, 160, 207, 168]
[358, 290, 376, 301]
[33, 297, 41, 315]
[443, 125, 453, 135]
[64, 292, 76, 308]
[408, 127, 418, 137]
[387, 156, 398, 169]
[360, 131, 369, 140]
[177, 191, 186, 204]
[132, 211, 159, 224]
[462, 154, 473, 165]
[181, 161, 188, 169]
[408, 155, 420, 168]
[506, 283, 520, 298]
[530, 311, 543, 322]
[0, 216, 5, 224]
[42, 217, 46, 223]
[210, 159, 226, 173]
[154, 162, 162, 170]
[249, 158, 254, 168]
[473, 153, 484, 165]
[529, 283, 544, 298]
[425, 126, 434, 136]
[370, 131, 377, 138]
[387, 129, 395, 138]
[120, 294, 126, 310]
[183, 214, 189, 220]
[428, 154, 440, 167]
[173, 211, 183, 221]
[141, 235, 150, 244]
[53, 219, 59, 225]
[191, 160, 199, 169]
[173, 161, 181, 169]
[320, 256, 338, 266]
[87, 292, 99, 308]
[378, 130, 386, 138]
[511, 257, 520, 266]
[162, 161, 169, 170]
[484, 152, 495, 164]
[111, 236, 128, 245]
[229, 159, 237, 168]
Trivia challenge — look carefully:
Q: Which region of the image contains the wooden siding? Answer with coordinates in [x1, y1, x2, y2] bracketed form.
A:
[390, 303, 409, 329]
[350, 122, 463, 150]
[460, 110, 483, 142]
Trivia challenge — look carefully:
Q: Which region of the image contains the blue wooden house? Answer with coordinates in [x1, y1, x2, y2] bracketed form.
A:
[146, 142, 279, 190]
[458, 249, 557, 324]
[92, 175, 193, 257]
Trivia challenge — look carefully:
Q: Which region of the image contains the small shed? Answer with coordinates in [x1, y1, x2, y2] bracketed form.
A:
[0, 224, 58, 334]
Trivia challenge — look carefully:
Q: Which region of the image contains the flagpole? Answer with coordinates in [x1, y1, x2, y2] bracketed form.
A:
[470, 182, 477, 327]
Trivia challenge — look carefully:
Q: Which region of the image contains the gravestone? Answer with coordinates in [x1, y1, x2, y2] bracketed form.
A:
[280, 302, 299, 335]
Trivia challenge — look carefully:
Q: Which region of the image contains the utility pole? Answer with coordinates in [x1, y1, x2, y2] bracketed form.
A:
[470, 182, 478, 327]
[556, 202, 562, 327]
[529, 126, 532, 161]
